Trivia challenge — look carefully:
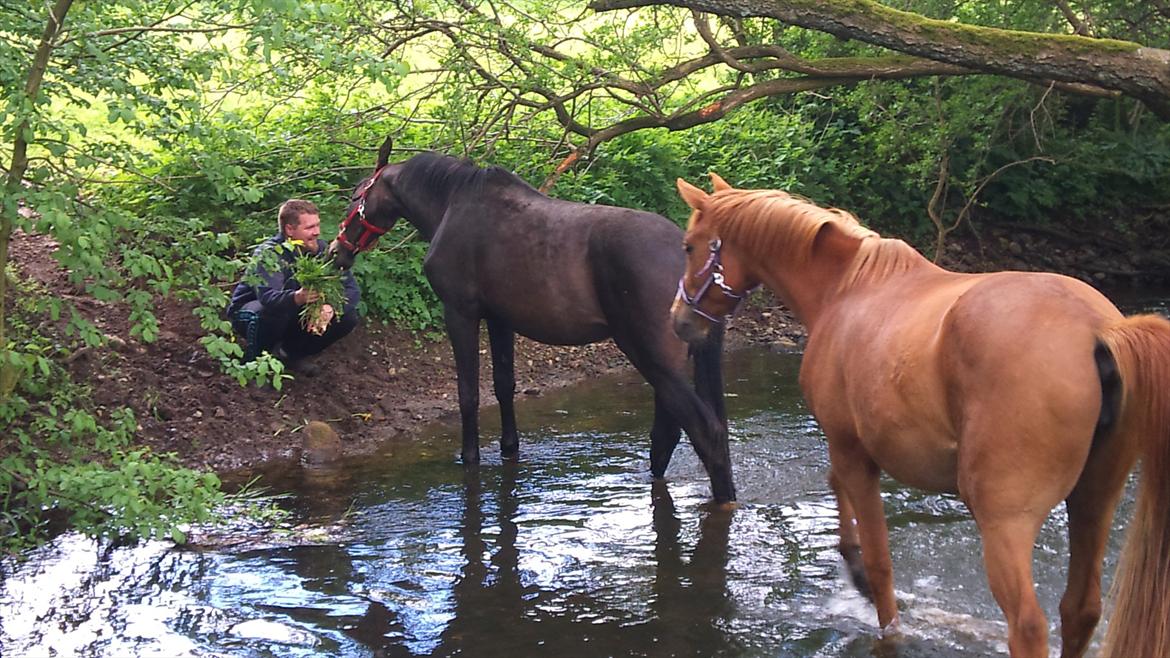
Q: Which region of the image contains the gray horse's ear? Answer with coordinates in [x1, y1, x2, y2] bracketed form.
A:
[376, 136, 393, 168]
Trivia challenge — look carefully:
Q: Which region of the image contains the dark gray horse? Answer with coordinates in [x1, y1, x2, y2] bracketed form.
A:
[329, 140, 734, 502]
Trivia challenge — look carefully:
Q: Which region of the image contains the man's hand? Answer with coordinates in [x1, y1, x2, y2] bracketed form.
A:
[294, 288, 322, 305]
[308, 303, 334, 335]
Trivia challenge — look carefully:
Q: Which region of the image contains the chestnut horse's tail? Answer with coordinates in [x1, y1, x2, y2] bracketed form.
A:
[1097, 314, 1170, 658]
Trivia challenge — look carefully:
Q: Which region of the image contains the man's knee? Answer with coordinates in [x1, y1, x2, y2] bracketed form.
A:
[289, 311, 359, 359]
[230, 300, 265, 338]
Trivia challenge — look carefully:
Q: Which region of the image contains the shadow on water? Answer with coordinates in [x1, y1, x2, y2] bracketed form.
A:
[1, 298, 1154, 656]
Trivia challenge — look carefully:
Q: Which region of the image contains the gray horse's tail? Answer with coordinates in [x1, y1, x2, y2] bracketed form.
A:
[690, 324, 727, 426]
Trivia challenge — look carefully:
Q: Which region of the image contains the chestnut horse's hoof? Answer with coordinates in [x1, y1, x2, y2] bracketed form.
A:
[879, 617, 902, 638]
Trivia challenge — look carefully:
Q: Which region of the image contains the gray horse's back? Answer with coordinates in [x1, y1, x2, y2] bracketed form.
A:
[433, 192, 680, 345]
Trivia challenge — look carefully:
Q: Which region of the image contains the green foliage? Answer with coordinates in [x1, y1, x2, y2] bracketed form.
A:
[975, 107, 1170, 223]
[206, 334, 292, 390]
[543, 102, 850, 225]
[553, 131, 687, 213]
[352, 232, 440, 331]
[2, 276, 224, 552]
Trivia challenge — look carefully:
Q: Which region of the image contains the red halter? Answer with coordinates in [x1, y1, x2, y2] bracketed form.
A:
[336, 165, 389, 253]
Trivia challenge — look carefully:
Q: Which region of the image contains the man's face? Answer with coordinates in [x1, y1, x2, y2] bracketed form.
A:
[284, 213, 322, 252]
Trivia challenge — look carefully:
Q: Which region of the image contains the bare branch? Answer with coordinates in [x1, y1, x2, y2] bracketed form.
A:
[928, 151, 951, 263]
[1053, 0, 1092, 36]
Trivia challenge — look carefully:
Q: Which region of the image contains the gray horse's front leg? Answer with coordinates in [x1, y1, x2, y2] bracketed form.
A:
[444, 305, 482, 465]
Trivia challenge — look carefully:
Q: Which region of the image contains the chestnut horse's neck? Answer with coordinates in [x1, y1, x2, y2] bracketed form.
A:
[771, 234, 937, 329]
[712, 192, 937, 329]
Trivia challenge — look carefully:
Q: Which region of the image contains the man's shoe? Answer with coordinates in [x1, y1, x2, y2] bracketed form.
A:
[287, 357, 320, 377]
[276, 347, 320, 378]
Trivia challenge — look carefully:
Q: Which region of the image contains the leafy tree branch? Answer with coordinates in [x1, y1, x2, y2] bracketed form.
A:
[364, 0, 1160, 190]
[2, 0, 73, 397]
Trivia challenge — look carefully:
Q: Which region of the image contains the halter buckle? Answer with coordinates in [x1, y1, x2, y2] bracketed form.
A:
[676, 238, 752, 324]
[337, 166, 389, 254]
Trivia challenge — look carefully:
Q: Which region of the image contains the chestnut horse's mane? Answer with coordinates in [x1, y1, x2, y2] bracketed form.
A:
[703, 188, 928, 291]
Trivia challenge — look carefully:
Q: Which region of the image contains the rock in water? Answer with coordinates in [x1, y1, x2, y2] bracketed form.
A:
[302, 420, 342, 465]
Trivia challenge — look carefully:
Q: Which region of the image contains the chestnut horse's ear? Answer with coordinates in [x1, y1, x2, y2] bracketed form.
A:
[376, 136, 393, 168]
[709, 172, 731, 192]
[676, 178, 709, 210]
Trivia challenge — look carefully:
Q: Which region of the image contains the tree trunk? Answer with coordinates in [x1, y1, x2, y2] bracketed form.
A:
[2, 0, 74, 397]
[590, 0, 1170, 118]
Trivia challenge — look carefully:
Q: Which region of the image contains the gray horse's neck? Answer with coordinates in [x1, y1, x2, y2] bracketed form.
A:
[398, 153, 534, 241]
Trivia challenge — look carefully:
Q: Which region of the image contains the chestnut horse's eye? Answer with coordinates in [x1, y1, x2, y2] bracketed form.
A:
[684, 243, 694, 254]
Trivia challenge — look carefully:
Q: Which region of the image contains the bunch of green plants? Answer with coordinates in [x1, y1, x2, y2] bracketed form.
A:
[291, 250, 347, 330]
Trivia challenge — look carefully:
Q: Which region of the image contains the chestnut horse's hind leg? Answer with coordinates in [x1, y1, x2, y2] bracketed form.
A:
[1059, 499, 1116, 658]
[1058, 448, 1135, 658]
[486, 317, 520, 460]
[971, 512, 1050, 658]
[444, 304, 483, 465]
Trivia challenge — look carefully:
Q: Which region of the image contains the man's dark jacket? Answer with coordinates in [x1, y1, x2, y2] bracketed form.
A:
[226, 234, 360, 319]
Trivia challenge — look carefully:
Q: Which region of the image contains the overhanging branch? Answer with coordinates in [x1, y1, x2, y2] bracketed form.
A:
[590, 0, 1170, 118]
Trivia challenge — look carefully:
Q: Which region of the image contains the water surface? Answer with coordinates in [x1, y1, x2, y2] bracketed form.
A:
[0, 342, 1141, 657]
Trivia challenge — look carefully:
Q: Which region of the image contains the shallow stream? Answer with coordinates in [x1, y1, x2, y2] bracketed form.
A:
[4, 289, 1168, 658]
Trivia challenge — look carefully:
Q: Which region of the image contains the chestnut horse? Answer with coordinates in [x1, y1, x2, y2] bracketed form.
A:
[327, 140, 734, 503]
[669, 174, 1170, 658]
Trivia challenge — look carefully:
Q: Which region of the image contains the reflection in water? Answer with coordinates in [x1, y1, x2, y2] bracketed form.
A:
[344, 463, 740, 657]
[649, 480, 736, 655]
[0, 345, 1142, 657]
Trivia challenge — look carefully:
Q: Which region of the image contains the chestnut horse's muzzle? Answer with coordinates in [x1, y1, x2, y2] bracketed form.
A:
[671, 295, 713, 344]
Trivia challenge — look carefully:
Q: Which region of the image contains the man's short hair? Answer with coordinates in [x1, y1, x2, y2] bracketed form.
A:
[278, 199, 319, 231]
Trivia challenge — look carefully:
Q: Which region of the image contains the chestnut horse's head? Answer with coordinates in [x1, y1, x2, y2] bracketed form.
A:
[328, 136, 403, 269]
[670, 173, 760, 344]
